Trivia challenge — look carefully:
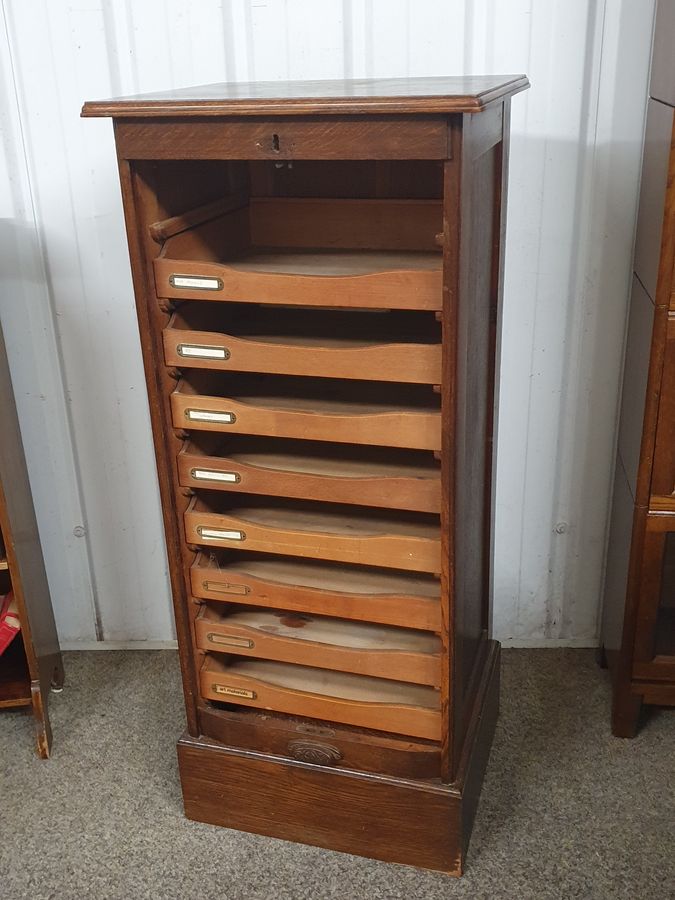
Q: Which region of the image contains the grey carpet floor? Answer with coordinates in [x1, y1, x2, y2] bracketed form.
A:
[1, 649, 674, 900]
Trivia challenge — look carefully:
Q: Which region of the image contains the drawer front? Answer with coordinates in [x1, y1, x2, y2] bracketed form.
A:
[652, 315, 675, 502]
[190, 554, 442, 632]
[200, 656, 442, 741]
[185, 509, 442, 573]
[163, 327, 442, 385]
[178, 446, 441, 514]
[198, 704, 441, 779]
[194, 607, 441, 686]
[154, 258, 442, 311]
[171, 391, 442, 451]
[116, 116, 450, 161]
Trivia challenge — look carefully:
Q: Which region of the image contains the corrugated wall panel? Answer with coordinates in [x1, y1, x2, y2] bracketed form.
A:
[0, 0, 655, 645]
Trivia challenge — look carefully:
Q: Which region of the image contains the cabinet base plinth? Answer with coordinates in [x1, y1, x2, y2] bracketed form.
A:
[177, 640, 499, 875]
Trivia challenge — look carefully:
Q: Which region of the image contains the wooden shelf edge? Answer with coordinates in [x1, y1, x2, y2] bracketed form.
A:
[0, 636, 32, 708]
[0, 694, 32, 709]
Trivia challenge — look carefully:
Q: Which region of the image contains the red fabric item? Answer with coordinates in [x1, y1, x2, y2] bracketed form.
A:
[0, 590, 20, 655]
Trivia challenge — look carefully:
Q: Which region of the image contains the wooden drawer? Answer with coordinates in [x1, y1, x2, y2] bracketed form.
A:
[191, 552, 442, 632]
[200, 655, 441, 741]
[178, 436, 441, 513]
[171, 373, 442, 451]
[153, 197, 442, 310]
[198, 702, 441, 780]
[195, 605, 442, 686]
[185, 496, 442, 574]
[117, 116, 450, 161]
[155, 248, 442, 310]
[163, 304, 442, 384]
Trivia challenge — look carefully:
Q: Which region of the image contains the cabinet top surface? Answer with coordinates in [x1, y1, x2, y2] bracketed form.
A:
[82, 74, 529, 118]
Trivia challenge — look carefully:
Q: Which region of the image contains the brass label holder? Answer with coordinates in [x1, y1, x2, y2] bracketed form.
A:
[177, 343, 230, 361]
[212, 684, 257, 700]
[170, 274, 223, 291]
[207, 633, 255, 649]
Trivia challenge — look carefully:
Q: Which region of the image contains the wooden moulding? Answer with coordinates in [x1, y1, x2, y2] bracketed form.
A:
[171, 374, 442, 451]
[184, 495, 442, 574]
[194, 603, 442, 686]
[190, 552, 442, 632]
[199, 654, 441, 740]
[178, 436, 441, 514]
[82, 74, 530, 119]
[162, 303, 442, 384]
[179, 639, 501, 875]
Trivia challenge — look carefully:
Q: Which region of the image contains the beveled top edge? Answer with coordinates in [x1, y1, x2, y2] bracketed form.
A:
[81, 74, 529, 118]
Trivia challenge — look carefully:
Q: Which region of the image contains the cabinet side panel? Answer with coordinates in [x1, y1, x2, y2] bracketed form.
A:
[0, 322, 62, 755]
[455, 129, 499, 755]
[443, 108, 504, 778]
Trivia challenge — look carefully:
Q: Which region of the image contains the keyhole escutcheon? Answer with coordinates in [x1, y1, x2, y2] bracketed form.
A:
[271, 133, 280, 152]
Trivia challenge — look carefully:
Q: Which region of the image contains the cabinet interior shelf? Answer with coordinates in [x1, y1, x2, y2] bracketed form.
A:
[0, 636, 31, 709]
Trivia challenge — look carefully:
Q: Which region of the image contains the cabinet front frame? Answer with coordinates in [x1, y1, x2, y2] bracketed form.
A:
[113, 107, 507, 784]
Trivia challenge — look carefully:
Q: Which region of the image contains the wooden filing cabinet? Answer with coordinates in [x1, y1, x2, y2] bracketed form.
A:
[601, 0, 675, 736]
[82, 74, 529, 874]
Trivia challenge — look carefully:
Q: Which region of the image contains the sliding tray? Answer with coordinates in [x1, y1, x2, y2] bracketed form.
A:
[185, 495, 441, 573]
[163, 304, 442, 384]
[195, 604, 442, 685]
[153, 197, 443, 310]
[171, 373, 441, 451]
[178, 436, 441, 513]
[200, 654, 441, 740]
[191, 552, 442, 632]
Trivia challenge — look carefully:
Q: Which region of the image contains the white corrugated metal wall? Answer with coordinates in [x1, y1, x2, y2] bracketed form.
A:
[0, 0, 656, 646]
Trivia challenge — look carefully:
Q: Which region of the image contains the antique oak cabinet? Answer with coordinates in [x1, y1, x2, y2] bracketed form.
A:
[83, 75, 528, 874]
[601, 0, 675, 736]
[0, 321, 63, 757]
